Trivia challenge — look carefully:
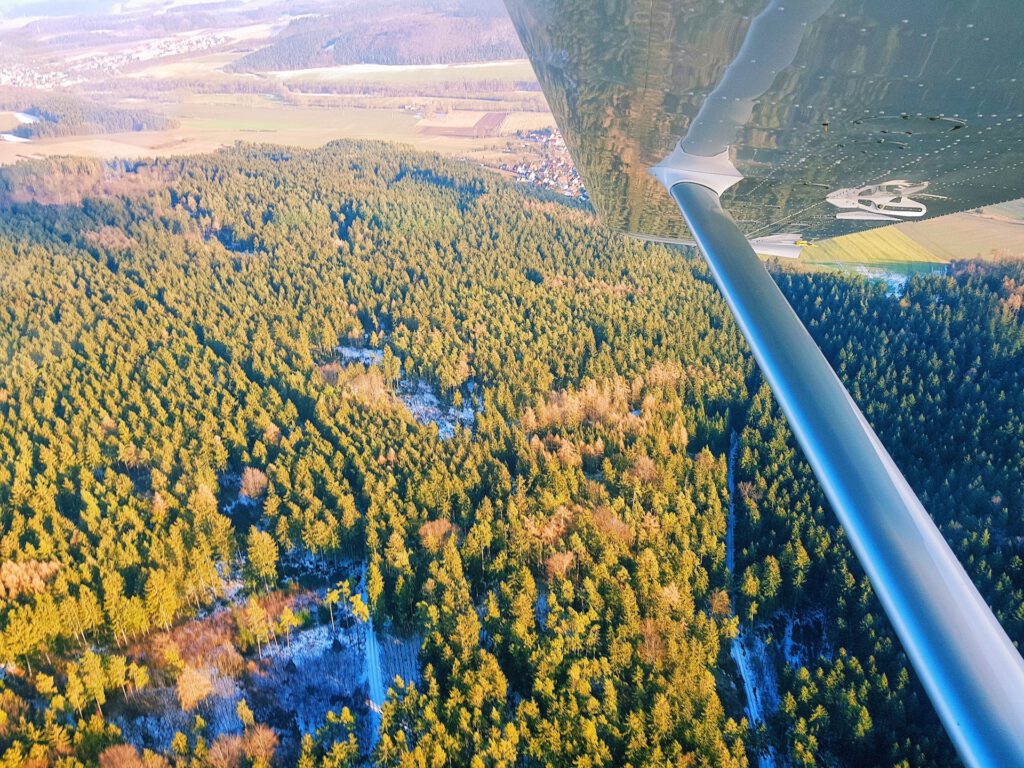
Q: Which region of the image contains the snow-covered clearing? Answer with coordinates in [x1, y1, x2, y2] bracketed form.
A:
[397, 379, 476, 439]
[257, 621, 368, 737]
[728, 432, 834, 766]
[852, 265, 909, 297]
[116, 558, 421, 760]
[337, 345, 384, 366]
[252, 586, 419, 748]
[727, 432, 778, 768]
[336, 344, 479, 438]
[780, 610, 832, 670]
[116, 671, 244, 754]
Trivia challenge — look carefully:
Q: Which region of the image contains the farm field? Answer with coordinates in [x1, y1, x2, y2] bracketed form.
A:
[799, 209, 1024, 268]
[800, 225, 943, 267]
[898, 211, 1024, 262]
[0, 96, 550, 164]
[0, 3, 552, 166]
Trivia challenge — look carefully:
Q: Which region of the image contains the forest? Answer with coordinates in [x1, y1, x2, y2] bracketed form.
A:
[0, 92, 177, 139]
[230, 0, 523, 72]
[0, 142, 1021, 767]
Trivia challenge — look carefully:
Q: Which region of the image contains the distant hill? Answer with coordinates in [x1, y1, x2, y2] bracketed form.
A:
[230, 0, 524, 71]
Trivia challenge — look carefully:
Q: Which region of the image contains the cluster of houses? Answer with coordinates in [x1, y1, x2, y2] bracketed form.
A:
[502, 128, 588, 200]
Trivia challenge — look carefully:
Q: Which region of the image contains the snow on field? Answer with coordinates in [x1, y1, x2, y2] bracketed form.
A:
[12, 112, 39, 124]
[268, 60, 530, 81]
[0, 134, 30, 143]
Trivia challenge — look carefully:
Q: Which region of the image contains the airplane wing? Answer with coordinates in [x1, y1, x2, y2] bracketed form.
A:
[504, 2, 1024, 766]
[504, 0, 1024, 244]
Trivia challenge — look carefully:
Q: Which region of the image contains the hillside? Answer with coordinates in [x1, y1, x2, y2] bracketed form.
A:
[230, 0, 524, 72]
[0, 145, 1021, 767]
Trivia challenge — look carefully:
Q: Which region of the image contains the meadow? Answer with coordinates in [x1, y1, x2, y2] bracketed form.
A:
[798, 210, 1024, 268]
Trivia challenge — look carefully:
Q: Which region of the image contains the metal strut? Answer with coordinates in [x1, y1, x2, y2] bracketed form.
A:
[670, 182, 1024, 768]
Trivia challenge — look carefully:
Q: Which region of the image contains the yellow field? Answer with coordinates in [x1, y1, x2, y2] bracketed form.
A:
[0, 96, 529, 166]
[800, 225, 943, 266]
[800, 207, 1024, 267]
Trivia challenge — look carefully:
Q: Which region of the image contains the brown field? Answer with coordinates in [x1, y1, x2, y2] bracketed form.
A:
[417, 110, 488, 129]
[899, 212, 1024, 261]
[0, 112, 22, 131]
[801, 208, 1024, 267]
[0, 97, 539, 166]
[421, 111, 507, 138]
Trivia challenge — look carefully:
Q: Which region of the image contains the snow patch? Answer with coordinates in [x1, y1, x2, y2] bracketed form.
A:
[727, 432, 778, 768]
[117, 673, 243, 754]
[535, 588, 549, 630]
[355, 564, 420, 745]
[396, 379, 476, 439]
[251, 621, 369, 740]
[780, 610, 832, 670]
[336, 345, 384, 366]
[852, 265, 908, 297]
[731, 630, 781, 728]
[334, 345, 478, 438]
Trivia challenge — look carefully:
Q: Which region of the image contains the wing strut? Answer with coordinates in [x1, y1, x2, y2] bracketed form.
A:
[671, 181, 1024, 768]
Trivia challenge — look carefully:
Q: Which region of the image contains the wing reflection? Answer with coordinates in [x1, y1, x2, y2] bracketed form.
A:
[504, 0, 1024, 242]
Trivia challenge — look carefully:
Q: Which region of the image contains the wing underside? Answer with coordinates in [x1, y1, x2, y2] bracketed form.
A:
[504, 0, 1024, 243]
